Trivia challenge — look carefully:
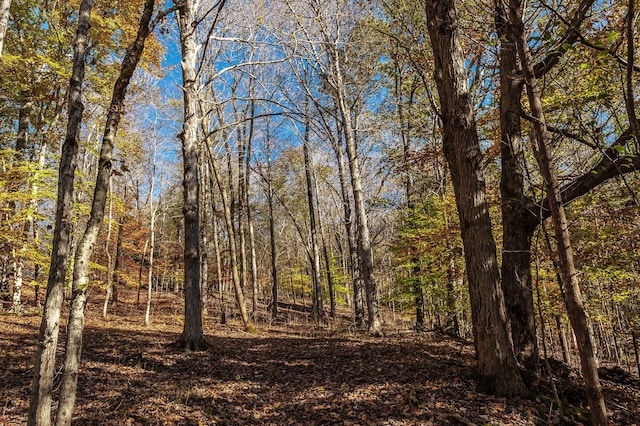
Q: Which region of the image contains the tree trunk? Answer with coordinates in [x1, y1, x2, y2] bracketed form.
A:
[137, 239, 148, 305]
[55, 1, 156, 422]
[425, 0, 526, 397]
[494, 0, 539, 374]
[145, 196, 156, 326]
[507, 1, 608, 421]
[557, 315, 571, 365]
[394, 56, 427, 332]
[205, 140, 253, 332]
[244, 103, 259, 316]
[102, 175, 115, 318]
[303, 110, 324, 321]
[111, 214, 125, 305]
[199, 149, 209, 317]
[332, 129, 364, 328]
[632, 331, 640, 377]
[28, 2, 93, 424]
[10, 256, 23, 312]
[331, 57, 382, 334]
[316, 178, 336, 318]
[0, 0, 10, 58]
[266, 130, 279, 319]
[212, 216, 226, 324]
[174, 0, 207, 351]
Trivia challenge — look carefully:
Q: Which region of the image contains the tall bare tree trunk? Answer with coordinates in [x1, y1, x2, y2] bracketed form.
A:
[102, 175, 115, 318]
[244, 109, 259, 317]
[316, 178, 336, 318]
[145, 154, 157, 327]
[28, 2, 93, 423]
[204, 139, 253, 332]
[174, 0, 207, 350]
[303, 107, 324, 321]
[331, 127, 364, 327]
[425, 0, 526, 397]
[266, 127, 279, 319]
[199, 149, 210, 317]
[55, 1, 156, 422]
[330, 54, 382, 334]
[507, 1, 608, 421]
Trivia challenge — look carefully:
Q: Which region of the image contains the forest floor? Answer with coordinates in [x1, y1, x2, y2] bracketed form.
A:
[1, 288, 640, 425]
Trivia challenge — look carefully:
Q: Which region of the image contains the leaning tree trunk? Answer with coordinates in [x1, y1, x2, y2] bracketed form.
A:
[425, 0, 526, 397]
[508, 0, 608, 421]
[205, 138, 253, 331]
[55, 1, 156, 423]
[330, 54, 382, 335]
[200, 98, 252, 332]
[174, 0, 208, 350]
[28, 2, 93, 424]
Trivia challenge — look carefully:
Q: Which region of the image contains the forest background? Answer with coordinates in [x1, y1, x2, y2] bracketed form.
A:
[1, 0, 640, 424]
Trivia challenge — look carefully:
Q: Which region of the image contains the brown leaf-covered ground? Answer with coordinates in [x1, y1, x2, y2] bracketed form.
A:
[1, 289, 639, 425]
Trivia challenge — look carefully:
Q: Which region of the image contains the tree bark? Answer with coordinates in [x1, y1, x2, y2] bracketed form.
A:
[244, 101, 259, 316]
[332, 127, 364, 327]
[55, 1, 156, 422]
[205, 139, 253, 332]
[331, 55, 382, 334]
[11, 99, 33, 312]
[28, 2, 93, 424]
[425, 0, 526, 397]
[494, 0, 539, 374]
[0, 0, 10, 59]
[266, 126, 279, 319]
[145, 146, 157, 326]
[111, 214, 125, 305]
[199, 148, 210, 317]
[102, 175, 115, 318]
[316, 178, 336, 318]
[174, 0, 208, 351]
[212, 216, 226, 323]
[507, 0, 608, 422]
[303, 108, 325, 321]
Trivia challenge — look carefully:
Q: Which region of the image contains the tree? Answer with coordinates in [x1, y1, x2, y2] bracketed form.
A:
[505, 0, 608, 421]
[174, 0, 209, 350]
[54, 0, 157, 422]
[425, 0, 526, 397]
[293, 0, 384, 335]
[27, 2, 94, 423]
[495, 0, 597, 374]
[0, 0, 10, 58]
[302, 105, 325, 320]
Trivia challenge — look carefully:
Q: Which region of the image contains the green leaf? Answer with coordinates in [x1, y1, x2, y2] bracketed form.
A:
[613, 144, 625, 155]
[606, 31, 620, 43]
